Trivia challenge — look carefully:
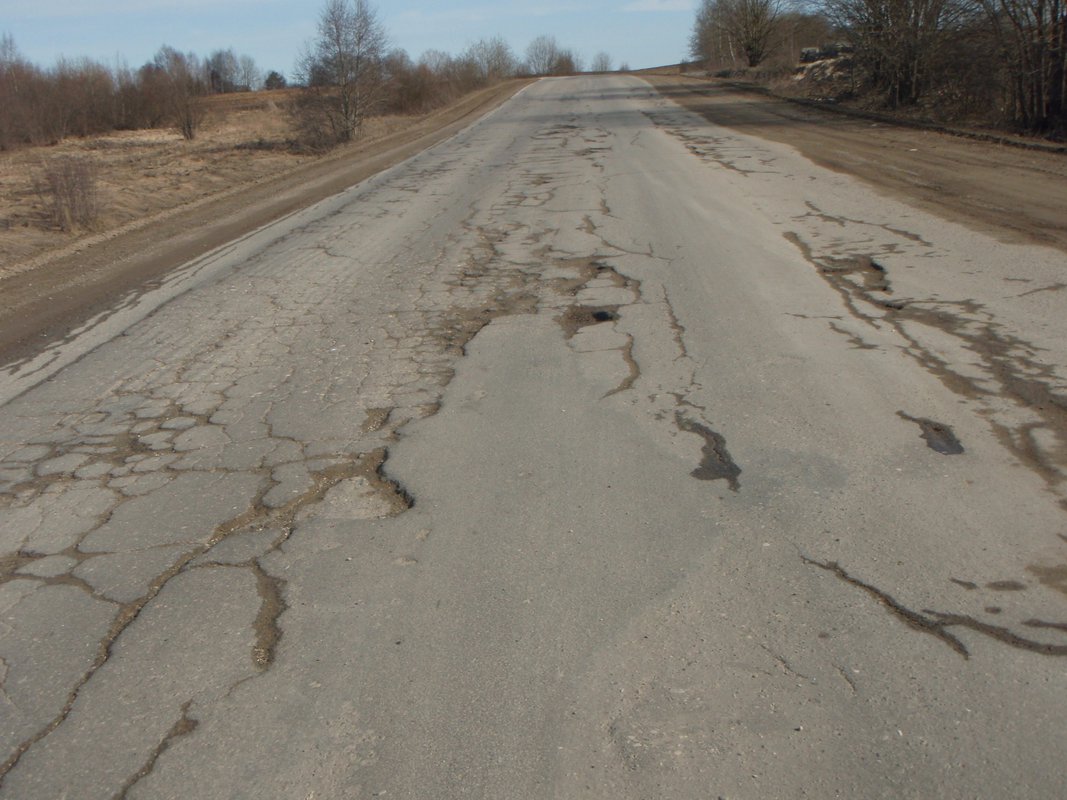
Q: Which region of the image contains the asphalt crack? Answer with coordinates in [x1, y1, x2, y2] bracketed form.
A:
[0, 544, 203, 782]
[0, 447, 415, 784]
[0, 658, 15, 711]
[784, 229, 1067, 500]
[603, 334, 640, 398]
[661, 286, 689, 360]
[802, 555, 970, 657]
[250, 561, 285, 670]
[760, 644, 814, 683]
[804, 555, 1067, 658]
[116, 700, 198, 799]
[797, 201, 934, 247]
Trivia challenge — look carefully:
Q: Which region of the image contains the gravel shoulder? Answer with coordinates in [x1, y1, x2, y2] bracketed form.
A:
[0, 80, 529, 366]
[642, 75, 1067, 253]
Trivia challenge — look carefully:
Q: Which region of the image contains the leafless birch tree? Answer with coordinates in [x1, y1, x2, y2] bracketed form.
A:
[294, 0, 387, 147]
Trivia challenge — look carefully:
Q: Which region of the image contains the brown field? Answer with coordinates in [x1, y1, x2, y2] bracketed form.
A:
[0, 89, 419, 280]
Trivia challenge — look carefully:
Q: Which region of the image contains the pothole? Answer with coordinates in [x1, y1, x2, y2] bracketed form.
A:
[675, 412, 741, 491]
[898, 411, 965, 455]
[819, 254, 890, 293]
[558, 305, 620, 338]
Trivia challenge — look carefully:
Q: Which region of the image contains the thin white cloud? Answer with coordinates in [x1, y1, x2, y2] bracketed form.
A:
[622, 0, 694, 10]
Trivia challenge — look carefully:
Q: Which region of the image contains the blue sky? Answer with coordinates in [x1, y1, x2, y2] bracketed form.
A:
[0, 0, 696, 78]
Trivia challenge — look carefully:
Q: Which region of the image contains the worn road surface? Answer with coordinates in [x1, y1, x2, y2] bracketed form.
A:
[2, 76, 1066, 798]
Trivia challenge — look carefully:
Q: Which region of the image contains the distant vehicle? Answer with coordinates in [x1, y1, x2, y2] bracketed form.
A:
[799, 43, 854, 63]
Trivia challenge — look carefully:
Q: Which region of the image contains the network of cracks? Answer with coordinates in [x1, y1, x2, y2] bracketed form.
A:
[1, 102, 1066, 794]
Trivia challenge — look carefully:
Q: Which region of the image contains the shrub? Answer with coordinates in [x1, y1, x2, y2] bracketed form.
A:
[34, 156, 100, 231]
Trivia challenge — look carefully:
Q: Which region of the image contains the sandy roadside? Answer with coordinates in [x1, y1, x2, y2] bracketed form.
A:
[0, 80, 531, 365]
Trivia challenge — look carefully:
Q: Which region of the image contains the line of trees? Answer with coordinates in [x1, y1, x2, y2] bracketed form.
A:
[689, 0, 1067, 133]
[1, 0, 612, 153]
[288, 1, 530, 148]
[0, 34, 271, 147]
[690, 0, 838, 69]
[289, 2, 597, 149]
[524, 35, 588, 75]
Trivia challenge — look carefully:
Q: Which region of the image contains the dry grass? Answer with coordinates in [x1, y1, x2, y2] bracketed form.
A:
[0, 91, 415, 275]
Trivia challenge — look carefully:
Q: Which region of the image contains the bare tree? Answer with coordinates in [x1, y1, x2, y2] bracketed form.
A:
[776, 11, 834, 66]
[0, 34, 35, 148]
[55, 57, 116, 138]
[238, 54, 262, 91]
[810, 0, 1061, 127]
[206, 48, 239, 93]
[690, 0, 783, 68]
[0, 32, 16, 66]
[822, 0, 976, 106]
[525, 35, 561, 75]
[690, 0, 722, 65]
[294, 0, 388, 147]
[591, 52, 613, 72]
[419, 49, 453, 76]
[206, 49, 261, 92]
[416, 49, 482, 98]
[553, 48, 583, 75]
[154, 46, 206, 139]
[979, 0, 1066, 130]
[128, 60, 171, 129]
[465, 36, 517, 82]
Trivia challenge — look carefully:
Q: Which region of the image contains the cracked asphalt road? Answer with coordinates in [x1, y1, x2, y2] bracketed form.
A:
[2, 75, 1067, 798]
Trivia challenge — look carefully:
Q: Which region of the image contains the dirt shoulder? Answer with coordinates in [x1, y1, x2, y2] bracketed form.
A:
[642, 75, 1067, 255]
[0, 80, 530, 366]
